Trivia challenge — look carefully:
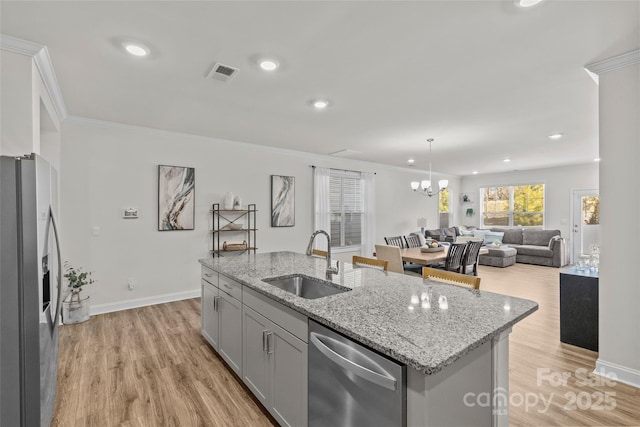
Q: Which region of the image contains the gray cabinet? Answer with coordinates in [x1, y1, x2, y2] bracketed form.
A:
[242, 306, 271, 406]
[218, 289, 243, 376]
[269, 321, 307, 427]
[201, 267, 242, 376]
[242, 288, 308, 427]
[201, 265, 308, 427]
[201, 279, 219, 348]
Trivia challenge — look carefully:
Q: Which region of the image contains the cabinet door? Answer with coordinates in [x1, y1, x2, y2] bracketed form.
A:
[201, 280, 219, 348]
[218, 290, 243, 376]
[269, 322, 308, 427]
[242, 306, 270, 406]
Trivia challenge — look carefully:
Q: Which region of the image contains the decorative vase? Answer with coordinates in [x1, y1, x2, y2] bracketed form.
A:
[233, 195, 242, 210]
[62, 293, 90, 324]
[221, 192, 234, 210]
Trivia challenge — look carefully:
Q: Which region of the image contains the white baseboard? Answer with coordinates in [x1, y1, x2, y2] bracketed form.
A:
[90, 289, 200, 316]
[594, 358, 640, 388]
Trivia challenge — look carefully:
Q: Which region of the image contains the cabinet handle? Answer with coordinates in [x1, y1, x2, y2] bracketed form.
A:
[266, 331, 274, 354]
[213, 296, 220, 312]
[205, 273, 213, 277]
[223, 283, 232, 290]
[262, 330, 269, 352]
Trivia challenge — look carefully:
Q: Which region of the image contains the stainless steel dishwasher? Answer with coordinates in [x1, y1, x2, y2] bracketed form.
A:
[308, 320, 406, 427]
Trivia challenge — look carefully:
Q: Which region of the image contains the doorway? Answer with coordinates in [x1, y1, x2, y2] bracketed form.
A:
[571, 189, 600, 263]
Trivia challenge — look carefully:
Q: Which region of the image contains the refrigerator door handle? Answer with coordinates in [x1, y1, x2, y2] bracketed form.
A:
[49, 207, 63, 327]
[310, 332, 397, 391]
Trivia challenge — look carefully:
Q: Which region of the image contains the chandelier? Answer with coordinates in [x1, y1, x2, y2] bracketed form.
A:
[410, 138, 448, 197]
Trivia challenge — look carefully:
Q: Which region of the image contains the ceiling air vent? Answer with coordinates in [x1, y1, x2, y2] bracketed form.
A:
[206, 62, 239, 82]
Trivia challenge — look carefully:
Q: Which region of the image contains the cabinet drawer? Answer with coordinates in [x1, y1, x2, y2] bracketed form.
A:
[219, 273, 242, 301]
[201, 266, 218, 286]
[244, 287, 308, 342]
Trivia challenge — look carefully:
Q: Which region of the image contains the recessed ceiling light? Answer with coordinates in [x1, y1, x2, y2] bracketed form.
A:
[503, 158, 511, 163]
[472, 171, 478, 175]
[548, 133, 563, 140]
[407, 159, 415, 164]
[259, 59, 279, 71]
[594, 157, 601, 162]
[123, 43, 149, 57]
[517, 0, 543, 7]
[311, 99, 330, 110]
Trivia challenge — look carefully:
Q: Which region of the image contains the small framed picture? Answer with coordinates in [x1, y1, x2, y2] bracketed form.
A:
[158, 165, 195, 231]
[271, 175, 295, 227]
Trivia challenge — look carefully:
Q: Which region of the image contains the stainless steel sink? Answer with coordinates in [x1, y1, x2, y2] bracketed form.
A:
[263, 275, 350, 299]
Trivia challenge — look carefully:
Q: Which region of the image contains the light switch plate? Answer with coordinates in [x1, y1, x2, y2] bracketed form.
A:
[123, 208, 138, 219]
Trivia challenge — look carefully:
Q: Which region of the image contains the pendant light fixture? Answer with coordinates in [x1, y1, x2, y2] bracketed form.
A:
[410, 138, 448, 197]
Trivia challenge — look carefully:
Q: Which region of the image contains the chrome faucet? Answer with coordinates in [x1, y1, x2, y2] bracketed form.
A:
[306, 230, 339, 277]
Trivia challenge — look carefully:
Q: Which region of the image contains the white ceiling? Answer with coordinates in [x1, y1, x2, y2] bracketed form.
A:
[2, 1, 638, 176]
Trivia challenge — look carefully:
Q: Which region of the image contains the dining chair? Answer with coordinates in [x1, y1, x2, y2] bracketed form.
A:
[436, 242, 467, 273]
[374, 244, 407, 275]
[352, 255, 388, 271]
[311, 249, 328, 257]
[422, 267, 481, 289]
[385, 235, 423, 273]
[460, 240, 483, 276]
[404, 234, 422, 248]
[384, 236, 407, 248]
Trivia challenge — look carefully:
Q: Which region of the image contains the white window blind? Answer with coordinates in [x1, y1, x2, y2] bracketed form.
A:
[329, 170, 362, 248]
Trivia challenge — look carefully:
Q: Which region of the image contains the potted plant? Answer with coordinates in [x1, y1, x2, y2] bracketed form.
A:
[62, 262, 94, 324]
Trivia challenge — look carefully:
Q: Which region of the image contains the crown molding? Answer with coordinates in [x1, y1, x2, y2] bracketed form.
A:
[585, 49, 640, 75]
[0, 34, 68, 121]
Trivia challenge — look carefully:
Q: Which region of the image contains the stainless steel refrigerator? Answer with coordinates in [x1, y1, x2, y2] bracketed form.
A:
[1, 153, 62, 427]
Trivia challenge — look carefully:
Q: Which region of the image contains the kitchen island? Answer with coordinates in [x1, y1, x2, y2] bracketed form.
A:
[199, 251, 537, 427]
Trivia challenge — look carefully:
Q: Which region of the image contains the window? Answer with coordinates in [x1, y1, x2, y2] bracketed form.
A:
[439, 187, 450, 213]
[330, 170, 362, 248]
[481, 184, 544, 227]
[582, 196, 600, 224]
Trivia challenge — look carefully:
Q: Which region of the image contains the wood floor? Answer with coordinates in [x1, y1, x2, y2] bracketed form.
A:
[52, 264, 640, 426]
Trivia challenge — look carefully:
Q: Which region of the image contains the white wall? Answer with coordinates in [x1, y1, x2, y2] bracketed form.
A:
[596, 60, 640, 387]
[60, 118, 457, 310]
[0, 50, 33, 155]
[0, 47, 61, 164]
[458, 163, 599, 240]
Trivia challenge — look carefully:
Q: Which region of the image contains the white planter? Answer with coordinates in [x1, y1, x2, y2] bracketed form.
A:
[62, 295, 90, 324]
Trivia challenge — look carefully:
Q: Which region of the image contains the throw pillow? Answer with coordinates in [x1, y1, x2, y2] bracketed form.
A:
[425, 229, 442, 240]
[484, 231, 505, 246]
[472, 230, 487, 242]
[549, 235, 561, 249]
[442, 228, 455, 237]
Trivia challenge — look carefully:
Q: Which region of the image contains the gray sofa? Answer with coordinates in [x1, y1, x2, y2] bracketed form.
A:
[425, 226, 568, 267]
[487, 228, 567, 267]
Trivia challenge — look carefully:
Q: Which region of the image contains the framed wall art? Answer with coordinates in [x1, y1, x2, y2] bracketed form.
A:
[271, 175, 295, 227]
[158, 164, 195, 231]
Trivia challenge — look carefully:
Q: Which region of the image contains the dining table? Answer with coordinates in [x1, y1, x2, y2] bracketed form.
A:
[399, 246, 489, 266]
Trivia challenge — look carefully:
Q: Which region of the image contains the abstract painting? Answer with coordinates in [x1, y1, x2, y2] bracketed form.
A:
[158, 165, 195, 231]
[271, 175, 295, 227]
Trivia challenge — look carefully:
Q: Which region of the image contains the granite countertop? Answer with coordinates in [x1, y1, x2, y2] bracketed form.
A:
[199, 251, 538, 375]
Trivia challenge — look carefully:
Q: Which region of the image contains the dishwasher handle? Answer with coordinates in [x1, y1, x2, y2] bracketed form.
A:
[310, 332, 397, 391]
